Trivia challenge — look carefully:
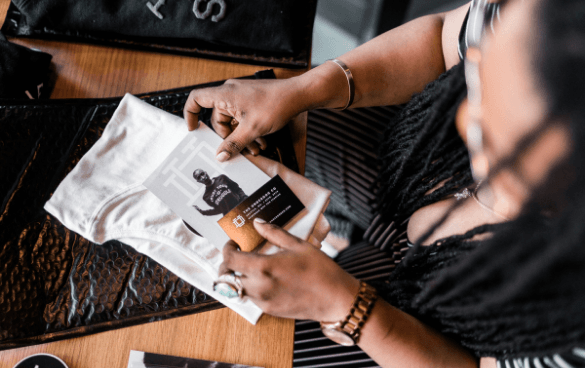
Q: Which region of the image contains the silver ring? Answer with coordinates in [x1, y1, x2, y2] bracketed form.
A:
[213, 271, 245, 299]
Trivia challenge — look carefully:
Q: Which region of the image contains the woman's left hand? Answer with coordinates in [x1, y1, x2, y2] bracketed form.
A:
[219, 219, 360, 322]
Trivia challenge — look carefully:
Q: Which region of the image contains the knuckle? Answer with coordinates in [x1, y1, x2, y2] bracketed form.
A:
[261, 268, 273, 278]
[226, 139, 244, 152]
[187, 89, 198, 100]
[258, 259, 272, 276]
[223, 80, 239, 92]
[294, 259, 308, 272]
[185, 91, 200, 109]
[216, 100, 229, 111]
[248, 121, 265, 134]
[222, 242, 238, 259]
[224, 79, 240, 86]
[221, 252, 232, 265]
[235, 110, 247, 121]
[218, 265, 228, 276]
[259, 290, 273, 302]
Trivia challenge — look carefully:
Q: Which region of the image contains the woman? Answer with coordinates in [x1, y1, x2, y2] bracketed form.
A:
[183, 0, 585, 366]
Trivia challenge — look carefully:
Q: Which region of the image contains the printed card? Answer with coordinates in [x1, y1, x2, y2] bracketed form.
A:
[143, 123, 304, 251]
[127, 350, 263, 368]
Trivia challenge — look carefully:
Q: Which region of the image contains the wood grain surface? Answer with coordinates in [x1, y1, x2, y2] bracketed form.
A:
[0, 308, 294, 368]
[0, 1, 306, 367]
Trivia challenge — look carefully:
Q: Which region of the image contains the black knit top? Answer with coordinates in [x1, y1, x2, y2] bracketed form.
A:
[368, 3, 585, 364]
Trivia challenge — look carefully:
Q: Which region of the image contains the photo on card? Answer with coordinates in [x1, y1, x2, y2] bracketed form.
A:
[127, 350, 262, 368]
[144, 123, 304, 251]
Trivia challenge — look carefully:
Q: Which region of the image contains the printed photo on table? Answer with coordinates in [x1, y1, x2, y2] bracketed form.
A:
[144, 123, 270, 249]
[127, 350, 262, 368]
[192, 168, 248, 217]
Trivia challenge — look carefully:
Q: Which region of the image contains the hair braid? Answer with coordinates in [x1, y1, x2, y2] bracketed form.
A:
[377, 62, 473, 222]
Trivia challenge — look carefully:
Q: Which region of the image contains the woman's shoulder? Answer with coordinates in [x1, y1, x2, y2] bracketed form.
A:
[442, 2, 472, 69]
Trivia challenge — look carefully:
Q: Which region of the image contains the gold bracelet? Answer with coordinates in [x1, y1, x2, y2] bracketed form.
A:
[320, 282, 378, 346]
[328, 58, 355, 110]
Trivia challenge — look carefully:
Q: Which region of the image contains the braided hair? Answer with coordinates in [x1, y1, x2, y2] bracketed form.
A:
[374, 0, 585, 360]
[376, 62, 472, 222]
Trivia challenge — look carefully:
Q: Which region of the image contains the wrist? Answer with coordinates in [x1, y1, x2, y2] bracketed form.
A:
[324, 277, 361, 322]
[320, 280, 378, 346]
[292, 61, 351, 112]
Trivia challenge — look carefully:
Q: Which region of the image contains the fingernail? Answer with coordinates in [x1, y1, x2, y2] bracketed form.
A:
[254, 218, 266, 224]
[216, 151, 230, 162]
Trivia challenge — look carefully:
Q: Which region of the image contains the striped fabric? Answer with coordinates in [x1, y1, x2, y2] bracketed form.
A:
[294, 241, 391, 368]
[304, 106, 402, 230]
[296, 105, 402, 367]
[496, 349, 585, 368]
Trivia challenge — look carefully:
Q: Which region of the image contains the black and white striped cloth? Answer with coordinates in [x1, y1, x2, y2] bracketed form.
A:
[496, 348, 585, 368]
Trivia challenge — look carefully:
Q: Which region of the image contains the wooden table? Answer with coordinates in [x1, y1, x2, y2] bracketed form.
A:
[0, 1, 307, 367]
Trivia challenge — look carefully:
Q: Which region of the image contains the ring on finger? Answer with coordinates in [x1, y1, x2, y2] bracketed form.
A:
[213, 271, 245, 300]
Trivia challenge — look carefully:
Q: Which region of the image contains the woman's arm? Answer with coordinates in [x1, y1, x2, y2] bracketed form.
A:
[299, 2, 470, 110]
[220, 220, 477, 368]
[183, 3, 470, 161]
[358, 297, 477, 368]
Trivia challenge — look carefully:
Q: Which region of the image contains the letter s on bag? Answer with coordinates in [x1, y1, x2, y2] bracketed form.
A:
[193, 0, 227, 22]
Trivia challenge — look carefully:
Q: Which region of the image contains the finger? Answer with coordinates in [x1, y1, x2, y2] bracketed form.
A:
[216, 125, 257, 162]
[183, 87, 226, 131]
[212, 118, 234, 139]
[183, 90, 206, 131]
[217, 262, 231, 278]
[237, 277, 275, 304]
[221, 240, 261, 275]
[246, 141, 261, 156]
[211, 108, 235, 137]
[253, 219, 305, 251]
[255, 137, 267, 150]
[183, 105, 201, 131]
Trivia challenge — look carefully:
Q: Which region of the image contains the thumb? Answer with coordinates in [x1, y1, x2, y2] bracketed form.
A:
[215, 125, 256, 162]
[253, 218, 305, 251]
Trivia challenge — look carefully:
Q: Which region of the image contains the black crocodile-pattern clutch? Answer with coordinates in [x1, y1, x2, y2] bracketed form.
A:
[0, 70, 298, 351]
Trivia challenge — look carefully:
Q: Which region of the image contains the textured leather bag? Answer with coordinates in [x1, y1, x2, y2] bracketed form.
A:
[0, 70, 298, 351]
[1, 0, 317, 68]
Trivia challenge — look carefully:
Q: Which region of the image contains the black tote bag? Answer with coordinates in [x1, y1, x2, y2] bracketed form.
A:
[1, 0, 317, 68]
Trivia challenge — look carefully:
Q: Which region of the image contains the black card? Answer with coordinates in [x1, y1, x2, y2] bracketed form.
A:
[218, 175, 305, 251]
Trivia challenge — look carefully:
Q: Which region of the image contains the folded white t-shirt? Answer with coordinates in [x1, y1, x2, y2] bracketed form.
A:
[44, 94, 331, 324]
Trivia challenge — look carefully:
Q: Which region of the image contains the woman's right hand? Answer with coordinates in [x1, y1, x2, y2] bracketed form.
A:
[183, 77, 306, 162]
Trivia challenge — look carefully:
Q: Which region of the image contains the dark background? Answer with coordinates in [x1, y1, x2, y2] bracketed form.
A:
[312, 0, 469, 66]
